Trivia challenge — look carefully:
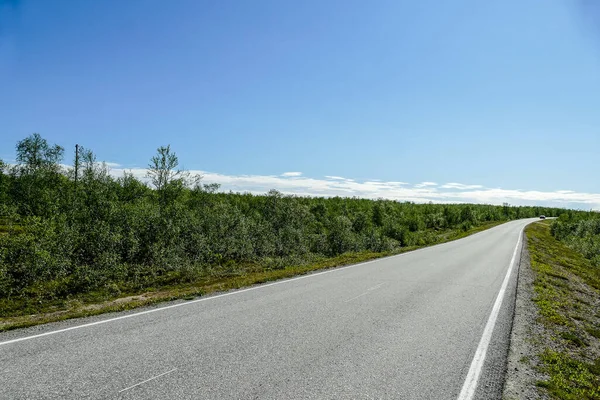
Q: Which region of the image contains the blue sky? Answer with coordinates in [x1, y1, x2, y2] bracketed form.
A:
[1, 0, 600, 208]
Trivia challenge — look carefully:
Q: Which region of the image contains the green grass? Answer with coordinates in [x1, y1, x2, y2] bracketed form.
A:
[587, 327, 600, 339]
[526, 221, 600, 399]
[0, 220, 506, 332]
[559, 331, 588, 348]
[536, 350, 600, 400]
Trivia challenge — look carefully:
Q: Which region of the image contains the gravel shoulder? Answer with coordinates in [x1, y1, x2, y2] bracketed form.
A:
[504, 221, 600, 399]
[503, 231, 548, 400]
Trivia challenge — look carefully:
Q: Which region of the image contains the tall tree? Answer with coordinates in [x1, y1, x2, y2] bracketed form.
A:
[147, 145, 181, 191]
[147, 145, 195, 206]
[16, 133, 64, 174]
[12, 134, 65, 216]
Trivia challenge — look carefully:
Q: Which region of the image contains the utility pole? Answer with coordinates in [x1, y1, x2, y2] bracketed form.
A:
[74, 144, 79, 186]
[71, 144, 80, 221]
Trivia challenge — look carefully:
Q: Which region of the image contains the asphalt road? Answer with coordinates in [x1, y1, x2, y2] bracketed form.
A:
[0, 219, 535, 399]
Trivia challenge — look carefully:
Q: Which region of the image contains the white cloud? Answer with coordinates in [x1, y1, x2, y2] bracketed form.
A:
[281, 172, 302, 177]
[324, 176, 358, 182]
[441, 182, 485, 190]
[99, 166, 600, 210]
[104, 162, 121, 168]
[414, 182, 438, 188]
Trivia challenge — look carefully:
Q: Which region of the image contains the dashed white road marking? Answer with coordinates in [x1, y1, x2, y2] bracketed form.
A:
[344, 282, 386, 303]
[367, 282, 386, 291]
[119, 368, 177, 393]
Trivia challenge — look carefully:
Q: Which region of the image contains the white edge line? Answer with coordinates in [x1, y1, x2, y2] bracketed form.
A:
[0, 254, 387, 346]
[0, 219, 524, 347]
[456, 225, 524, 400]
[118, 368, 177, 393]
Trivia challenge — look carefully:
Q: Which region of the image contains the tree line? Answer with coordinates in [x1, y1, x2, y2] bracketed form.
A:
[0, 133, 577, 309]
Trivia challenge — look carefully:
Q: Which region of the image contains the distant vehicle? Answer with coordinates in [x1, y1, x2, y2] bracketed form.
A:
[539, 215, 546, 219]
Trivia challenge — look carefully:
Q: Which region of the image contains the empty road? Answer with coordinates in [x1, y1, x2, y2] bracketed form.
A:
[0, 219, 535, 399]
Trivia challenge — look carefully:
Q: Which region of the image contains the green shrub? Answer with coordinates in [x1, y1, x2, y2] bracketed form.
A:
[0, 133, 579, 308]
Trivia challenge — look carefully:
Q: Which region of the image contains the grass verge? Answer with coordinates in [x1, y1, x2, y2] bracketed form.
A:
[526, 221, 600, 399]
[0, 220, 504, 333]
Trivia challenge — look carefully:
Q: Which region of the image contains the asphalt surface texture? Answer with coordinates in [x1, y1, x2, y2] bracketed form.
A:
[0, 218, 535, 400]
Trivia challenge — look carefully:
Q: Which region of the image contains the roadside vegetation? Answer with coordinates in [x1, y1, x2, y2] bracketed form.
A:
[0, 134, 574, 330]
[525, 217, 600, 399]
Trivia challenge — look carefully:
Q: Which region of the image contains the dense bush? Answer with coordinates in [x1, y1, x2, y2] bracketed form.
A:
[552, 212, 600, 266]
[0, 133, 576, 302]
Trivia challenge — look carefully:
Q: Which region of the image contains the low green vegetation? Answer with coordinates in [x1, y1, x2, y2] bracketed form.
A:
[0, 133, 576, 330]
[526, 220, 600, 399]
[552, 211, 600, 273]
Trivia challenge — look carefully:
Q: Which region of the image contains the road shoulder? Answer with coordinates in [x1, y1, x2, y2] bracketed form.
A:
[504, 221, 600, 399]
[503, 230, 547, 399]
